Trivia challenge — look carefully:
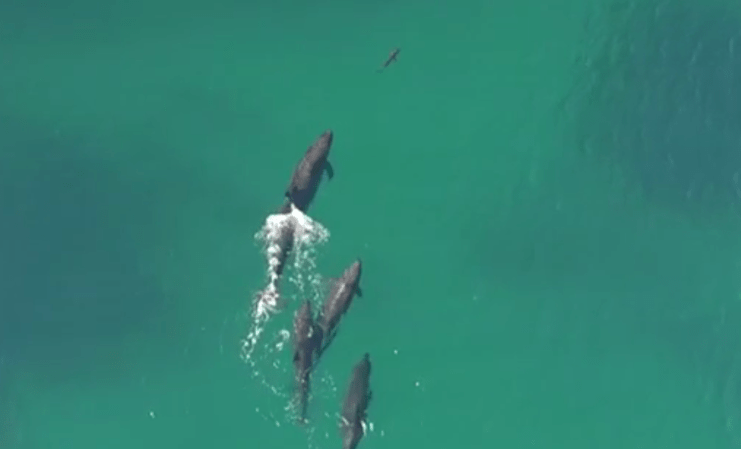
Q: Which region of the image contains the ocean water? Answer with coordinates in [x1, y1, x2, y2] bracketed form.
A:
[2, 0, 741, 447]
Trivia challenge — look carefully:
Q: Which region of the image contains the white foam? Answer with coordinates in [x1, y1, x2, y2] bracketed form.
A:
[241, 203, 331, 427]
[245, 207, 326, 341]
[250, 205, 330, 318]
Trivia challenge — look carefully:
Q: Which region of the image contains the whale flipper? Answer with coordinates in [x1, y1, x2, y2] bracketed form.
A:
[325, 161, 334, 180]
[355, 285, 363, 297]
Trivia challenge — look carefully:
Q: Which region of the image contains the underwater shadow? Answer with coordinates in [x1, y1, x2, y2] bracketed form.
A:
[0, 114, 177, 385]
[565, 0, 741, 217]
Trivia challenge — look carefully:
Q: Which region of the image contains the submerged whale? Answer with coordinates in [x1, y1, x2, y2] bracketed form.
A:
[273, 217, 295, 278]
[292, 300, 322, 424]
[281, 130, 334, 214]
[316, 259, 363, 357]
[253, 207, 296, 315]
[340, 353, 372, 449]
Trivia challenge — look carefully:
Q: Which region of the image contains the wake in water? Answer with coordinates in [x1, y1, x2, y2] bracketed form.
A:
[236, 129, 382, 447]
[242, 203, 330, 367]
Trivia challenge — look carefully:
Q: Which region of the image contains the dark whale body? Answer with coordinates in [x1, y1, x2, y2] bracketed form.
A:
[272, 130, 334, 277]
[316, 259, 363, 357]
[340, 353, 372, 449]
[283, 130, 334, 213]
[273, 218, 294, 277]
[292, 300, 322, 424]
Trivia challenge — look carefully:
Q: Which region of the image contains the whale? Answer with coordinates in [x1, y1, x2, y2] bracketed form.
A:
[316, 259, 363, 357]
[283, 130, 334, 213]
[340, 353, 372, 449]
[292, 300, 323, 424]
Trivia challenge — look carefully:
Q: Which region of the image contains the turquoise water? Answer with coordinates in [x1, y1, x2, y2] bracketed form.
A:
[2, 0, 741, 447]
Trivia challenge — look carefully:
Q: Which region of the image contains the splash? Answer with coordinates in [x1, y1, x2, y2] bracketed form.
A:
[241, 204, 330, 398]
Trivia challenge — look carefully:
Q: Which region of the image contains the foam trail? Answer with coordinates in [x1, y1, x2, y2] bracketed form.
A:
[242, 204, 330, 365]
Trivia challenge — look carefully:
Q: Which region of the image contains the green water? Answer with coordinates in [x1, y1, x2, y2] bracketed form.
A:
[2, 0, 741, 447]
